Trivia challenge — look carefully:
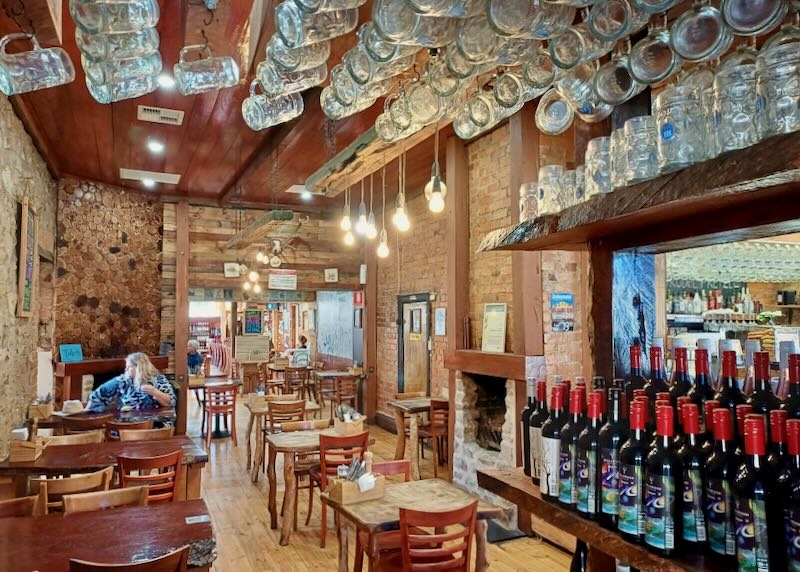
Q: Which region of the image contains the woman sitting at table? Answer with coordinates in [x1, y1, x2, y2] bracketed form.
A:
[187, 339, 204, 374]
[86, 353, 176, 415]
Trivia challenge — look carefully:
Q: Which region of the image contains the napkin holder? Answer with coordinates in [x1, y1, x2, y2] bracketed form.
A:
[28, 402, 53, 419]
[327, 474, 385, 505]
[9, 437, 48, 462]
[334, 417, 364, 436]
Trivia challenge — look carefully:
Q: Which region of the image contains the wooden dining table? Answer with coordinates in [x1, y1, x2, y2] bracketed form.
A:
[322, 478, 503, 572]
[265, 427, 373, 546]
[28, 407, 176, 434]
[386, 397, 432, 480]
[0, 435, 208, 499]
[0, 498, 216, 571]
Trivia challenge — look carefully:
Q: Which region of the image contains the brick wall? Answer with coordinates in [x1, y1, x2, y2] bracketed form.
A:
[542, 251, 585, 379]
[0, 96, 58, 458]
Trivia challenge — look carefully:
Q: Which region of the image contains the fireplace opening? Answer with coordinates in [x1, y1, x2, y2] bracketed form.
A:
[471, 374, 507, 451]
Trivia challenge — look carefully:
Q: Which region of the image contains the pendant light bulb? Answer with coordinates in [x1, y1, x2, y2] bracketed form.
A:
[429, 188, 445, 213]
[366, 211, 378, 239]
[256, 251, 264, 263]
[425, 127, 447, 214]
[392, 205, 410, 231]
[252, 283, 262, 294]
[377, 229, 389, 258]
[248, 270, 259, 282]
[340, 190, 352, 231]
[242, 281, 252, 291]
[343, 230, 355, 246]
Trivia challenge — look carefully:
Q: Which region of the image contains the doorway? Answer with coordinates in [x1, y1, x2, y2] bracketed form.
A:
[397, 294, 430, 395]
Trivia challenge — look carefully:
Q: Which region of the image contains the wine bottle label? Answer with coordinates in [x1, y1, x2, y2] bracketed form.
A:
[644, 474, 675, 550]
[705, 478, 736, 556]
[681, 469, 707, 543]
[734, 498, 770, 572]
[786, 506, 800, 572]
[540, 436, 560, 497]
[600, 448, 620, 516]
[558, 443, 575, 504]
[530, 426, 542, 481]
[618, 463, 644, 536]
[576, 450, 597, 515]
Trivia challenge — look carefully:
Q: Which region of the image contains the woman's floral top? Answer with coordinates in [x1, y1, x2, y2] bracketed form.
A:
[86, 374, 176, 413]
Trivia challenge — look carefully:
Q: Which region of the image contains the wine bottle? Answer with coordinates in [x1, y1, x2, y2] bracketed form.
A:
[559, 388, 586, 509]
[644, 405, 683, 556]
[674, 395, 691, 452]
[634, 394, 655, 440]
[677, 403, 708, 550]
[645, 347, 669, 422]
[619, 401, 648, 543]
[576, 391, 603, 520]
[768, 409, 789, 475]
[778, 419, 800, 571]
[715, 350, 747, 413]
[624, 345, 648, 411]
[733, 414, 785, 572]
[669, 347, 693, 404]
[570, 540, 588, 572]
[701, 399, 721, 456]
[748, 351, 780, 419]
[541, 384, 567, 500]
[688, 348, 717, 428]
[599, 388, 629, 529]
[705, 408, 737, 562]
[529, 380, 548, 486]
[744, 340, 761, 397]
[782, 354, 800, 419]
[521, 377, 535, 477]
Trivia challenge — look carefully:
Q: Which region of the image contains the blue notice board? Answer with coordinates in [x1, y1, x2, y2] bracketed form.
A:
[59, 344, 84, 363]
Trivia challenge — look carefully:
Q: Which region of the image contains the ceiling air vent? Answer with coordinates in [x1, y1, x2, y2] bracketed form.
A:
[137, 105, 185, 126]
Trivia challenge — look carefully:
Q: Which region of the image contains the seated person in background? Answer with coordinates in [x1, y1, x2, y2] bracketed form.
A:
[298, 335, 308, 349]
[86, 353, 176, 415]
[291, 336, 310, 367]
[188, 339, 204, 374]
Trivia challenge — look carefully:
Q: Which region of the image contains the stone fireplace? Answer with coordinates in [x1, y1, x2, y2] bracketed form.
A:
[452, 370, 517, 527]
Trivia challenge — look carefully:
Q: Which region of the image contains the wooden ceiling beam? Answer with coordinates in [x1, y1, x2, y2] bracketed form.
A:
[225, 209, 295, 249]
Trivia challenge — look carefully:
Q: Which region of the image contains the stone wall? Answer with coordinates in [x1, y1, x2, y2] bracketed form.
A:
[54, 179, 163, 365]
[0, 96, 58, 458]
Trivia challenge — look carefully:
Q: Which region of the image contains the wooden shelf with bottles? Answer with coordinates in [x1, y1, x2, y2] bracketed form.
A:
[478, 132, 800, 256]
[478, 467, 732, 572]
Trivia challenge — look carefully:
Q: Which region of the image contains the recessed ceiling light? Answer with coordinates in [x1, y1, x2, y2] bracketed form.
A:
[157, 74, 175, 89]
[142, 179, 156, 189]
[301, 189, 312, 201]
[147, 140, 165, 154]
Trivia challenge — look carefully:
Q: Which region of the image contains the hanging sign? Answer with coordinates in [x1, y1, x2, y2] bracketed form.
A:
[551, 293, 575, 332]
[268, 269, 297, 291]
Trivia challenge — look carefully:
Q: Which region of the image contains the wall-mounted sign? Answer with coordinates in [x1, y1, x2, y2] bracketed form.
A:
[324, 268, 339, 283]
[268, 269, 297, 291]
[353, 291, 364, 307]
[359, 263, 367, 285]
[59, 344, 83, 363]
[17, 197, 38, 318]
[481, 303, 507, 353]
[551, 293, 575, 332]
[223, 262, 242, 278]
[243, 309, 263, 335]
[264, 290, 315, 302]
[434, 307, 446, 336]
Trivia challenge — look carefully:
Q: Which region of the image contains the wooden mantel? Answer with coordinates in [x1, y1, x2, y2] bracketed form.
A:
[443, 350, 526, 381]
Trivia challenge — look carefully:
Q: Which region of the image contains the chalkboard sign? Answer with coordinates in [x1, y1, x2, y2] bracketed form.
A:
[59, 344, 84, 363]
[244, 309, 263, 335]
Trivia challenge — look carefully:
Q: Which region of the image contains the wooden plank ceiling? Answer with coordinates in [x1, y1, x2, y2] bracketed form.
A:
[0, 0, 442, 211]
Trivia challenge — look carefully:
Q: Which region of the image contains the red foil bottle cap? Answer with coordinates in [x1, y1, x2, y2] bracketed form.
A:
[744, 414, 767, 456]
[657, 392, 671, 402]
[722, 351, 738, 378]
[674, 347, 688, 372]
[770, 409, 788, 443]
[704, 400, 720, 426]
[656, 405, 674, 437]
[790, 354, 800, 384]
[650, 346, 663, 371]
[682, 403, 700, 435]
[634, 396, 650, 424]
[536, 380, 548, 402]
[630, 345, 642, 369]
[737, 404, 753, 436]
[787, 419, 800, 456]
[629, 402, 646, 430]
[695, 349, 710, 375]
[633, 389, 646, 399]
[713, 408, 733, 442]
[587, 391, 602, 419]
[550, 384, 565, 410]
[569, 388, 584, 415]
[754, 351, 770, 381]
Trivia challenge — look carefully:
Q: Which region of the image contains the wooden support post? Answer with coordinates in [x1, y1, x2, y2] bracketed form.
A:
[365, 247, 378, 423]
[587, 241, 614, 382]
[446, 135, 469, 481]
[175, 201, 190, 435]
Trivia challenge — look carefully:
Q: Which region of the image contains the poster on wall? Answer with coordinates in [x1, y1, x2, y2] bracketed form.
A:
[434, 307, 446, 336]
[243, 309, 263, 335]
[268, 269, 297, 290]
[16, 197, 38, 318]
[551, 293, 575, 332]
[481, 303, 507, 353]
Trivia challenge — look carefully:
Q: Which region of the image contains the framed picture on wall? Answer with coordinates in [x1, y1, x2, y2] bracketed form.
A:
[324, 268, 339, 283]
[16, 197, 38, 318]
[223, 262, 241, 278]
[481, 303, 507, 353]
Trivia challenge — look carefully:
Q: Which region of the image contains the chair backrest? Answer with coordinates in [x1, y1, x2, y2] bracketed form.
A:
[69, 545, 189, 572]
[0, 495, 39, 517]
[31, 467, 114, 514]
[268, 400, 306, 428]
[63, 414, 115, 435]
[372, 460, 412, 482]
[118, 450, 184, 503]
[285, 368, 309, 391]
[334, 376, 358, 398]
[430, 399, 449, 427]
[394, 391, 427, 400]
[45, 429, 105, 445]
[318, 431, 369, 490]
[119, 427, 175, 442]
[63, 486, 149, 514]
[202, 355, 213, 377]
[204, 383, 237, 414]
[400, 500, 478, 572]
[105, 419, 154, 441]
[280, 419, 331, 432]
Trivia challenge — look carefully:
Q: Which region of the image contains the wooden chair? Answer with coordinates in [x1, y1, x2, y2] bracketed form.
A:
[202, 383, 238, 449]
[63, 486, 149, 514]
[0, 495, 38, 517]
[45, 429, 105, 445]
[266, 400, 306, 434]
[105, 419, 154, 441]
[396, 500, 479, 572]
[30, 466, 114, 514]
[329, 376, 358, 420]
[118, 450, 184, 503]
[119, 427, 175, 441]
[69, 546, 189, 572]
[278, 418, 329, 533]
[308, 431, 370, 547]
[260, 362, 284, 395]
[285, 367, 310, 399]
[63, 414, 115, 435]
[418, 399, 450, 478]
